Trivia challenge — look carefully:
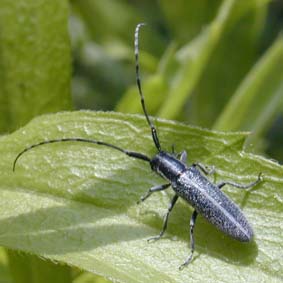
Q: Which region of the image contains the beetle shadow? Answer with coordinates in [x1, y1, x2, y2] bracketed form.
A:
[0, 203, 154, 255]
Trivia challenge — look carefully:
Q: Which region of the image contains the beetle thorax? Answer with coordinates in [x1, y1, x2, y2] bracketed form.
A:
[150, 151, 186, 182]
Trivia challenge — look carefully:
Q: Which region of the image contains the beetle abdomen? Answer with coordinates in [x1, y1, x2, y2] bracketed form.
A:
[173, 167, 253, 242]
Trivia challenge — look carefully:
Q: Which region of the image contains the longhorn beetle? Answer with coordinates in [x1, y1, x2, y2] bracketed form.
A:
[13, 23, 262, 270]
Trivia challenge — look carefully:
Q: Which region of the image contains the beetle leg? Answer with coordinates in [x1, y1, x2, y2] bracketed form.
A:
[217, 173, 263, 189]
[147, 194, 179, 242]
[193, 162, 215, 175]
[171, 144, 176, 154]
[179, 210, 198, 270]
[172, 147, 188, 162]
[174, 150, 188, 162]
[179, 150, 187, 163]
[137, 183, 171, 203]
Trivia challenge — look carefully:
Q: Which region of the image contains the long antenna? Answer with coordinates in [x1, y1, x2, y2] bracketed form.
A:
[13, 138, 150, 171]
[135, 23, 161, 152]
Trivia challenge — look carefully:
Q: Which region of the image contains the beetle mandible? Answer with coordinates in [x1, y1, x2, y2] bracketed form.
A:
[13, 23, 262, 270]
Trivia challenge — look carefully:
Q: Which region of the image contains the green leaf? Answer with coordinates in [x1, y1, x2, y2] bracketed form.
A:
[213, 34, 283, 133]
[7, 250, 72, 283]
[0, 111, 282, 282]
[0, 0, 72, 132]
[0, 248, 11, 283]
[73, 271, 111, 283]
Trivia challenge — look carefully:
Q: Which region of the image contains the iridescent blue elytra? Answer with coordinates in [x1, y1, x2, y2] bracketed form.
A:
[13, 23, 262, 270]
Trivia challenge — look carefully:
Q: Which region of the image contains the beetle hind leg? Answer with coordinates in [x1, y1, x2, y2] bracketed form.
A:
[179, 210, 198, 270]
[217, 172, 263, 190]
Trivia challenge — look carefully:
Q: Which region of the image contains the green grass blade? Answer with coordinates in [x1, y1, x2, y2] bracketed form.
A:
[0, 111, 282, 282]
[213, 34, 283, 132]
[157, 0, 236, 119]
[157, 0, 271, 120]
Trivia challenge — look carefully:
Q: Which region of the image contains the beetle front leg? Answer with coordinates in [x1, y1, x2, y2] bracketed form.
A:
[137, 183, 171, 203]
[179, 150, 187, 163]
[148, 194, 179, 242]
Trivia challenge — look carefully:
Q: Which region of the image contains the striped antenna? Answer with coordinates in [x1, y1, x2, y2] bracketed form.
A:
[135, 23, 161, 152]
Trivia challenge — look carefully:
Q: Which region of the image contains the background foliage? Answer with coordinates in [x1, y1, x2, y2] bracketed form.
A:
[0, 0, 282, 282]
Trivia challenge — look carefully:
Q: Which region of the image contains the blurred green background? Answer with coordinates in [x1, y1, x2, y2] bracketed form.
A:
[0, 0, 282, 282]
[69, 0, 283, 162]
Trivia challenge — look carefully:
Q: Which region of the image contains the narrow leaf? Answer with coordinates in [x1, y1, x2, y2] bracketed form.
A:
[213, 35, 283, 132]
[157, 0, 271, 120]
[157, 0, 237, 119]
